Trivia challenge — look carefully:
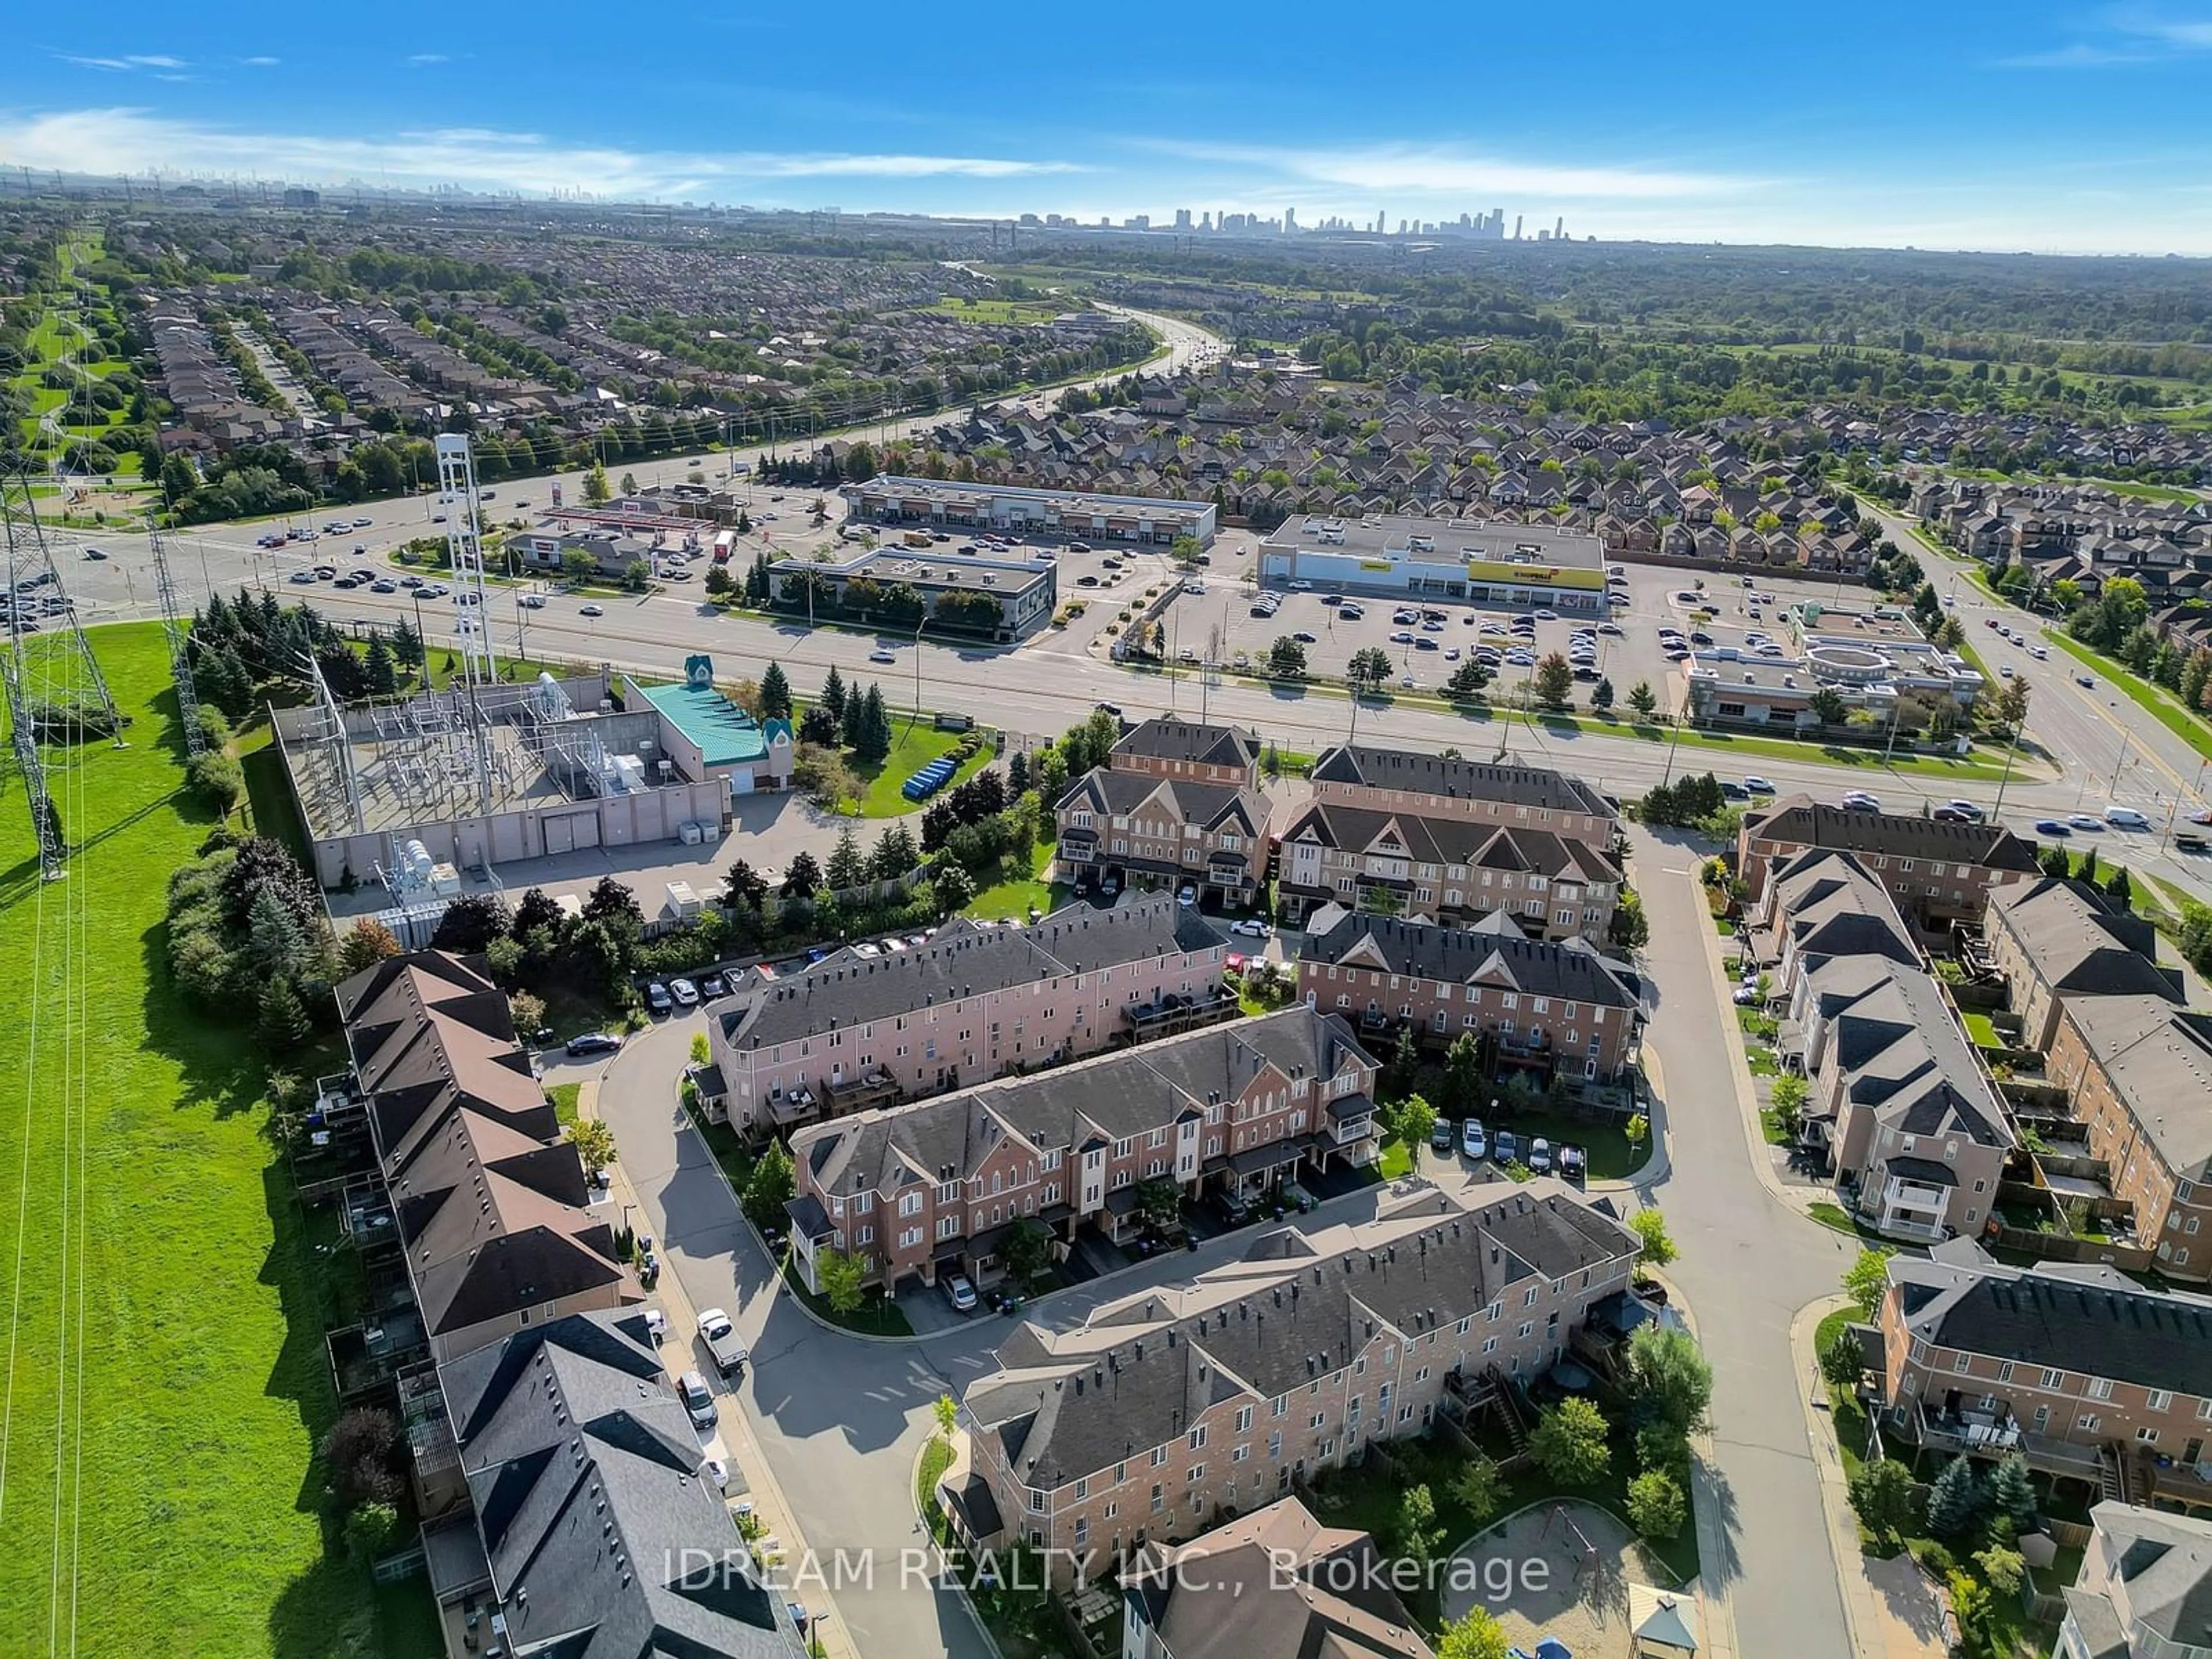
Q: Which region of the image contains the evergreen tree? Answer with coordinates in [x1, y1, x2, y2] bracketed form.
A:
[841, 680, 870, 750]
[870, 823, 919, 878]
[1923, 1455, 1986, 1541]
[857, 683, 893, 762]
[365, 635, 399, 695]
[757, 661, 793, 721]
[821, 665, 847, 722]
[247, 885, 310, 980]
[825, 825, 867, 891]
[1007, 751, 1029, 794]
[256, 975, 311, 1050]
[1984, 1455, 2038, 1537]
[391, 613, 425, 671]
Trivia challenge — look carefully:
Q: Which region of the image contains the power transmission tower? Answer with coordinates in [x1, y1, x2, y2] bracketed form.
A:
[435, 433, 495, 691]
[147, 518, 205, 755]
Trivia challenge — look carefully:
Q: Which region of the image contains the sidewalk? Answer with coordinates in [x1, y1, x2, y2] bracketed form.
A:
[579, 1078, 856, 1659]
[1789, 1296, 1950, 1659]
[1638, 1268, 1739, 1659]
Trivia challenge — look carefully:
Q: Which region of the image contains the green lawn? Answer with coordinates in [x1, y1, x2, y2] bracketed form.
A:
[2041, 629, 2212, 764]
[922, 297, 1062, 326]
[1376, 1133, 1415, 1180]
[852, 719, 994, 818]
[0, 623, 422, 1658]
[915, 1434, 955, 1516]
[779, 1256, 915, 1337]
[1961, 1010, 2001, 1049]
[548, 1082, 582, 1127]
[1492, 1108, 1646, 1180]
[963, 842, 1065, 922]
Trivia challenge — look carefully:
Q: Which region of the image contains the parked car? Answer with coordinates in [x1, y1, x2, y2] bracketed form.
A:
[677, 1370, 718, 1429]
[646, 981, 673, 1014]
[1559, 1145, 1587, 1181]
[1461, 1119, 1488, 1160]
[1527, 1138, 1554, 1175]
[566, 1032, 623, 1056]
[1229, 918, 1272, 938]
[698, 1308, 748, 1378]
[1493, 1130, 1520, 1166]
[670, 977, 700, 1007]
[1431, 1116, 1456, 1153]
[643, 1308, 668, 1344]
[943, 1275, 979, 1313]
[700, 973, 729, 999]
[1176, 884, 1196, 907]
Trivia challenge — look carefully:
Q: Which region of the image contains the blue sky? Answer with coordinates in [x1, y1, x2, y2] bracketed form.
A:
[7, 1, 2212, 253]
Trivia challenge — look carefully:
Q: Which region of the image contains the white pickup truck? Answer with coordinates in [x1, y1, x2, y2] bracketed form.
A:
[699, 1308, 749, 1379]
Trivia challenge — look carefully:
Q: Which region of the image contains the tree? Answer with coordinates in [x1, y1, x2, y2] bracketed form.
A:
[1625, 1324, 1713, 1444]
[1923, 1455, 1986, 1541]
[1435, 1033, 1482, 1118]
[1843, 1247, 1892, 1320]
[569, 1118, 616, 1179]
[1609, 888, 1650, 951]
[704, 563, 733, 599]
[391, 613, 424, 669]
[742, 1139, 796, 1233]
[1437, 1608, 1513, 1659]
[1627, 679, 1659, 720]
[1847, 1459, 1916, 1544]
[320, 1407, 403, 1509]
[2104, 866, 2133, 910]
[343, 1501, 400, 1562]
[1591, 676, 1615, 711]
[1393, 1483, 1442, 1566]
[339, 916, 402, 976]
[582, 462, 611, 504]
[855, 683, 893, 762]
[431, 892, 509, 954]
[620, 471, 639, 496]
[1384, 1092, 1437, 1156]
[364, 634, 399, 695]
[1819, 1325, 1866, 1396]
[1267, 634, 1308, 677]
[1446, 657, 1492, 699]
[758, 660, 793, 721]
[816, 1249, 867, 1316]
[933, 1392, 959, 1441]
[782, 850, 823, 899]
[1528, 1396, 1611, 1486]
[998, 1217, 1051, 1291]
[1768, 1071, 1810, 1138]
[820, 665, 847, 722]
[1808, 686, 1850, 727]
[509, 990, 546, 1036]
[1984, 1454, 2038, 1537]
[1974, 1544, 2025, 1597]
[256, 975, 311, 1050]
[1993, 674, 2030, 733]
[1630, 1207, 1679, 1267]
[825, 825, 868, 892]
[1346, 646, 1392, 695]
[1132, 1177, 1181, 1236]
[1168, 533, 1202, 566]
[1381, 1023, 1421, 1104]
[722, 858, 770, 913]
[562, 549, 597, 585]
[932, 862, 977, 914]
[1626, 1469, 1687, 1540]
[1533, 651, 1573, 711]
[1450, 1455, 1506, 1530]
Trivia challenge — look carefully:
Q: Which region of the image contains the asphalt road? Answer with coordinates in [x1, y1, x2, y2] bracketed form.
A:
[1631, 825, 1863, 1659]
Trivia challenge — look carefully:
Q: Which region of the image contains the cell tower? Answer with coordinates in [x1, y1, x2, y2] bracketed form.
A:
[436, 433, 496, 692]
[2, 471, 123, 878]
[147, 518, 205, 755]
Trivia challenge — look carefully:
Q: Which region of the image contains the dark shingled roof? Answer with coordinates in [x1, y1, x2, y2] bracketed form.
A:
[717, 896, 1219, 1051]
[443, 1310, 802, 1659]
[1304, 910, 1640, 1009]
[1746, 794, 2039, 873]
[1056, 767, 1267, 836]
[1112, 718, 1260, 772]
[1275, 801, 1622, 885]
[1309, 744, 1613, 820]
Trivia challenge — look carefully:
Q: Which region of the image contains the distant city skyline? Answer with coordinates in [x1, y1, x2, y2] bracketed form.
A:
[9, 0, 2212, 254]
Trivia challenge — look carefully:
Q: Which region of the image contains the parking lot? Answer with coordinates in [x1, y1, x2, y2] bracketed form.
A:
[1152, 555, 1901, 703]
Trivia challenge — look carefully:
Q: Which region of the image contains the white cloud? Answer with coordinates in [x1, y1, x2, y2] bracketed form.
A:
[0, 108, 1082, 198]
[406, 52, 449, 65]
[1143, 139, 1765, 200]
[2002, 6, 2212, 66]
[59, 52, 189, 71]
[241, 56, 281, 67]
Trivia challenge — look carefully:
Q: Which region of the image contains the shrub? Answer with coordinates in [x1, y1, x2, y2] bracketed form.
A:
[1626, 1469, 1687, 1540]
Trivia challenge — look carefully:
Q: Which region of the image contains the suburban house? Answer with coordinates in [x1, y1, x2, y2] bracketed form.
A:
[783, 1007, 1381, 1296]
[1757, 847, 1923, 988]
[1297, 909, 1645, 1084]
[950, 1181, 1639, 1584]
[1055, 720, 1270, 906]
[1271, 796, 1623, 941]
[1875, 1241, 2212, 1516]
[1760, 849, 2014, 1241]
[1120, 1497, 1434, 1659]
[702, 897, 1229, 1132]
[334, 952, 637, 1366]
[417, 1309, 804, 1659]
[1736, 794, 2039, 923]
[1303, 746, 1618, 856]
[2049, 995, 2212, 1283]
[2058, 1501, 2212, 1659]
[1982, 877, 2181, 1054]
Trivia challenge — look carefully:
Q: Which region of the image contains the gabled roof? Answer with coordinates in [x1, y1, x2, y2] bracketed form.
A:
[1308, 745, 1614, 819]
[1746, 795, 2038, 874]
[1987, 878, 2178, 1003]
[1304, 910, 1640, 1010]
[445, 1310, 801, 1659]
[1112, 718, 1260, 772]
[1276, 801, 1622, 886]
[1057, 767, 1267, 837]
[2059, 996, 2212, 1182]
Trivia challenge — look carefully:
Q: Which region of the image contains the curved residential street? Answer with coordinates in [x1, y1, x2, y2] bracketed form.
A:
[582, 823, 1878, 1659]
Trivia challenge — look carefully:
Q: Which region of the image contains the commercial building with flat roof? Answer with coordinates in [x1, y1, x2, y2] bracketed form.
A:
[842, 475, 1215, 548]
[622, 658, 794, 796]
[772, 543, 1058, 641]
[1259, 514, 1604, 610]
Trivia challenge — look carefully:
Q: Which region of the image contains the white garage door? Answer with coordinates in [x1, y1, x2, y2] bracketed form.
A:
[543, 813, 601, 856]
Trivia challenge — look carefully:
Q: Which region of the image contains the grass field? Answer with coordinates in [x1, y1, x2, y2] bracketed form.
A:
[0, 624, 431, 1659]
[963, 842, 1063, 921]
[851, 719, 994, 817]
[922, 297, 1062, 327]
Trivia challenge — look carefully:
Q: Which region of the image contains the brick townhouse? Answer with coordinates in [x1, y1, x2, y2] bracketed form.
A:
[783, 1007, 1380, 1296]
[1272, 796, 1623, 941]
[1876, 1240, 2212, 1513]
[1760, 849, 2013, 1243]
[1736, 794, 2038, 923]
[1304, 745, 1618, 854]
[702, 897, 1227, 1133]
[952, 1180, 1639, 1584]
[1297, 909, 1645, 1085]
[2049, 995, 2212, 1285]
[1982, 877, 2181, 1055]
[335, 952, 637, 1366]
[1055, 719, 1270, 906]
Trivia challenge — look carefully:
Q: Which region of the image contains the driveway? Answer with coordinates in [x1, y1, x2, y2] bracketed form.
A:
[1631, 824, 1866, 1659]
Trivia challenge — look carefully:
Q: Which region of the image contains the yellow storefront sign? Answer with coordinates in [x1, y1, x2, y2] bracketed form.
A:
[1357, 558, 1396, 571]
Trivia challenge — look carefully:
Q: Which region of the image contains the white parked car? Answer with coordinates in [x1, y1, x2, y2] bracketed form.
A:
[1461, 1119, 1488, 1160]
[1229, 918, 1272, 939]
